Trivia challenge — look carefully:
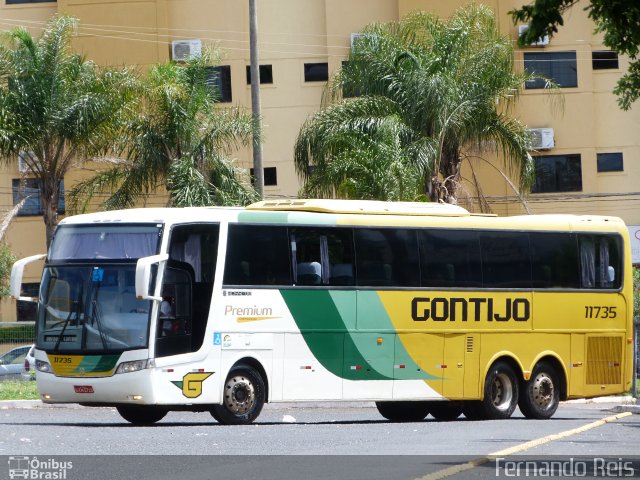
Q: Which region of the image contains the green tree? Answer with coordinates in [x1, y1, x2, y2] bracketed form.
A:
[511, 0, 640, 110]
[295, 5, 535, 205]
[0, 15, 138, 247]
[70, 52, 258, 210]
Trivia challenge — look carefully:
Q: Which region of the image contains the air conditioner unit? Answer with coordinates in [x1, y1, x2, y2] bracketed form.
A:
[518, 25, 549, 47]
[18, 151, 37, 173]
[527, 128, 555, 150]
[171, 39, 202, 61]
[350, 33, 365, 49]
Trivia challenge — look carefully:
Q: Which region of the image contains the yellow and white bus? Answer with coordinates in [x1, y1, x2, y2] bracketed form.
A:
[11, 200, 633, 425]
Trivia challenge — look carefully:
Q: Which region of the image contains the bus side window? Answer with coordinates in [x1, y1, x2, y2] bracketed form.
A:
[224, 225, 292, 286]
[355, 228, 418, 287]
[579, 234, 621, 289]
[291, 227, 354, 287]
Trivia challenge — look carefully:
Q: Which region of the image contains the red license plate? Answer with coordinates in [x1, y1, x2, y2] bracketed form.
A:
[73, 385, 94, 394]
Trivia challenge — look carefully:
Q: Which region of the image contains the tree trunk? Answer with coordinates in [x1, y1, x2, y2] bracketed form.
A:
[429, 148, 461, 204]
[41, 178, 61, 249]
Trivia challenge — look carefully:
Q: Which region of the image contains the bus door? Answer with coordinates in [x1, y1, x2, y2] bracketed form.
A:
[155, 224, 218, 358]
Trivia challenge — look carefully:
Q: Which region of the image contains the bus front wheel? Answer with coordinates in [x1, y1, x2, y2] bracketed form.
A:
[116, 405, 168, 425]
[518, 362, 560, 419]
[211, 365, 265, 425]
[375, 401, 430, 422]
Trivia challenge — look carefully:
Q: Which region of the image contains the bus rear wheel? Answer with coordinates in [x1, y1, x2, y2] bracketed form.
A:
[116, 405, 168, 425]
[518, 362, 560, 419]
[375, 401, 430, 422]
[211, 365, 265, 425]
[467, 361, 519, 420]
[427, 401, 463, 421]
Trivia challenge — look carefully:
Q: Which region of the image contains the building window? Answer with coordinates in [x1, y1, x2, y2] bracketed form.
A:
[532, 154, 582, 193]
[250, 167, 278, 186]
[524, 51, 577, 89]
[246, 65, 273, 85]
[205, 65, 232, 102]
[592, 51, 619, 70]
[12, 178, 65, 216]
[304, 63, 329, 82]
[6, 0, 55, 3]
[597, 152, 623, 172]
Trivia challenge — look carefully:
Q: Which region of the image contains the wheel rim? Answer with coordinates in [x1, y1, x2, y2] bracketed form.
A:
[531, 372, 554, 410]
[224, 374, 256, 415]
[490, 372, 513, 411]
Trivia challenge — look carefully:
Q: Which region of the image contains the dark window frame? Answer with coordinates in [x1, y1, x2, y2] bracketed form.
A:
[304, 62, 329, 82]
[250, 166, 278, 186]
[246, 64, 273, 85]
[12, 178, 65, 216]
[592, 51, 619, 70]
[524, 51, 578, 89]
[596, 152, 623, 172]
[205, 65, 232, 103]
[531, 154, 582, 193]
[6, 0, 56, 4]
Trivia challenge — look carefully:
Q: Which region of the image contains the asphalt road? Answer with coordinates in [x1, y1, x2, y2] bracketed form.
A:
[0, 401, 638, 480]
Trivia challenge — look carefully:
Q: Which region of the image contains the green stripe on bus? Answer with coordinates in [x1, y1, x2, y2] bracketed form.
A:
[280, 290, 439, 381]
[238, 211, 337, 225]
[74, 355, 119, 374]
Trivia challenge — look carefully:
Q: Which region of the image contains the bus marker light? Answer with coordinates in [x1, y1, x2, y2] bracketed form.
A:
[192, 368, 205, 372]
[394, 364, 406, 369]
[350, 365, 363, 371]
[300, 366, 312, 370]
[524, 372, 531, 380]
[162, 369, 174, 373]
[377, 338, 383, 345]
[42, 394, 51, 400]
[129, 395, 143, 401]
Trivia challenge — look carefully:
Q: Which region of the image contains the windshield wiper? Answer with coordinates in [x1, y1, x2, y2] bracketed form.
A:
[53, 285, 84, 353]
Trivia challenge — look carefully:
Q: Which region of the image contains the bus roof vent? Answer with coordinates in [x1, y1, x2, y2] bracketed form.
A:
[247, 199, 470, 217]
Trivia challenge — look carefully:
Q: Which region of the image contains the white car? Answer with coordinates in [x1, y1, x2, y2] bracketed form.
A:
[0, 345, 31, 380]
[21, 345, 35, 381]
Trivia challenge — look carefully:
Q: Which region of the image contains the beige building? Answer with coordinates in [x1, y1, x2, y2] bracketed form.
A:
[1, 0, 639, 320]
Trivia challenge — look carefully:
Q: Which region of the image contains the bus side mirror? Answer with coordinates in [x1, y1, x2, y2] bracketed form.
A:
[135, 254, 168, 301]
[10, 254, 46, 301]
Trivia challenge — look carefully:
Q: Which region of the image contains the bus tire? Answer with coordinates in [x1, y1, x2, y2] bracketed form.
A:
[116, 405, 167, 425]
[211, 365, 265, 425]
[518, 361, 560, 419]
[476, 361, 519, 420]
[427, 401, 463, 421]
[375, 401, 430, 422]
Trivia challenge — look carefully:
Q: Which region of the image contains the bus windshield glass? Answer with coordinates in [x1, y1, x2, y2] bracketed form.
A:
[37, 265, 154, 353]
[37, 224, 162, 353]
[49, 225, 160, 260]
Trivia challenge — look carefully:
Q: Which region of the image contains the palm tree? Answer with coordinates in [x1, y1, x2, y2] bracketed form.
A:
[70, 51, 258, 211]
[295, 5, 537, 206]
[0, 15, 138, 247]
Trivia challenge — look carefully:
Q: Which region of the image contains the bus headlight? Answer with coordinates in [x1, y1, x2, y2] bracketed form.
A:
[115, 360, 149, 374]
[36, 360, 51, 373]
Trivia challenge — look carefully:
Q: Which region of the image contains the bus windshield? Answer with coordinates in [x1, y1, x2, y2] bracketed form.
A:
[37, 224, 161, 353]
[37, 265, 153, 353]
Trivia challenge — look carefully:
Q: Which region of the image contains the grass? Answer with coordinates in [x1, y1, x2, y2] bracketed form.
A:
[0, 380, 39, 400]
